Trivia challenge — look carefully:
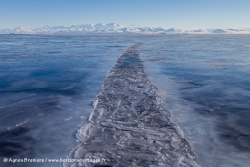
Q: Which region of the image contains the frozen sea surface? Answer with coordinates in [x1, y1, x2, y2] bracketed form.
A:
[0, 35, 137, 167]
[0, 34, 250, 167]
[140, 35, 250, 167]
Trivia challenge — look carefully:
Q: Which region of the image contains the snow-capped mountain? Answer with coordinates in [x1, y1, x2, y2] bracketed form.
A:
[1, 23, 250, 34]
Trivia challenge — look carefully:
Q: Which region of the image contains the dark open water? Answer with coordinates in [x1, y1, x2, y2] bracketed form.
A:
[0, 34, 249, 167]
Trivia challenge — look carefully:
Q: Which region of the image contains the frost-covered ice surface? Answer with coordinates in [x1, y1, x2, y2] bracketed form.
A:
[0, 35, 136, 167]
[65, 44, 199, 167]
[140, 35, 250, 167]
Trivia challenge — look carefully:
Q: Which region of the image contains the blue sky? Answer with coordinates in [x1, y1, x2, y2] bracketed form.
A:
[0, 0, 249, 29]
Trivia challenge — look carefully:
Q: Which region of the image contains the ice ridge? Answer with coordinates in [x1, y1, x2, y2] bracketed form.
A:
[64, 44, 199, 167]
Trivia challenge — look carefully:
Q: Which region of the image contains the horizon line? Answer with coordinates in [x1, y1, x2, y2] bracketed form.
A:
[1, 23, 250, 31]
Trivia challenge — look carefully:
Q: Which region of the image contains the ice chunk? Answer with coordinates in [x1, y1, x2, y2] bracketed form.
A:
[65, 44, 199, 167]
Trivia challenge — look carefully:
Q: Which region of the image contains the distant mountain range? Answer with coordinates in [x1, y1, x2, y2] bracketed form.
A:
[1, 23, 250, 34]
